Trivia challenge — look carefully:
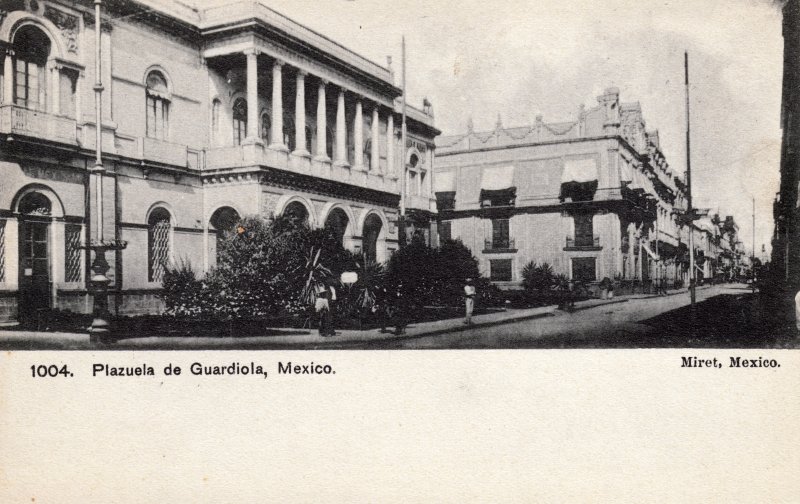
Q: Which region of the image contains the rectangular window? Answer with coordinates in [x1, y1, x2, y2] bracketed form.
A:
[439, 220, 451, 242]
[15, 59, 41, 110]
[492, 218, 510, 249]
[64, 224, 82, 283]
[574, 213, 594, 247]
[572, 257, 596, 282]
[490, 259, 512, 282]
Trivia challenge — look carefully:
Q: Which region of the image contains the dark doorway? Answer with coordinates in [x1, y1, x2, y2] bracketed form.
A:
[325, 208, 349, 246]
[18, 192, 53, 321]
[362, 214, 382, 262]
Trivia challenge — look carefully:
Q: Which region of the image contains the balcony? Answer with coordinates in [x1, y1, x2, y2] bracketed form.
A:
[204, 143, 399, 194]
[484, 238, 516, 253]
[0, 105, 78, 146]
[565, 236, 601, 251]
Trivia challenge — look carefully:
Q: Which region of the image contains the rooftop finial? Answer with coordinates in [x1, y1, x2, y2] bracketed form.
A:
[467, 116, 474, 132]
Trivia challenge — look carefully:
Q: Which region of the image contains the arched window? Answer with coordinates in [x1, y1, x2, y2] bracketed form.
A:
[146, 70, 170, 139]
[13, 25, 51, 111]
[211, 99, 221, 144]
[283, 201, 309, 227]
[260, 110, 271, 144]
[232, 98, 247, 145]
[148, 208, 171, 283]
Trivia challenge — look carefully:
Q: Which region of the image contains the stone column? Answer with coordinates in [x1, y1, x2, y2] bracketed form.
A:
[269, 59, 285, 149]
[294, 70, 309, 156]
[387, 113, 395, 174]
[315, 79, 328, 161]
[334, 88, 348, 166]
[3, 49, 14, 105]
[371, 106, 380, 171]
[354, 97, 364, 169]
[244, 49, 260, 144]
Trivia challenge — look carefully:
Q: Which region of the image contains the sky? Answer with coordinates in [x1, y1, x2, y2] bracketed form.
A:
[259, 0, 784, 258]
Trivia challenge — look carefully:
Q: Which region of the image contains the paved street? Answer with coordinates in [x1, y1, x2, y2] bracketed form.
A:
[0, 284, 783, 350]
[362, 284, 761, 349]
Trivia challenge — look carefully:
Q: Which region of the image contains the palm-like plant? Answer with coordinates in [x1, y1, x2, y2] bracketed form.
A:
[299, 246, 335, 307]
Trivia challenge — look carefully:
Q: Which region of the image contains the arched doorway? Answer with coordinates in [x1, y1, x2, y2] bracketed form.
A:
[325, 208, 349, 247]
[18, 191, 53, 319]
[209, 206, 240, 264]
[362, 213, 383, 262]
[283, 201, 309, 227]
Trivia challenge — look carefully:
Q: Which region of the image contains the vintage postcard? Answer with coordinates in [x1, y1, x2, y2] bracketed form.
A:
[0, 0, 797, 501]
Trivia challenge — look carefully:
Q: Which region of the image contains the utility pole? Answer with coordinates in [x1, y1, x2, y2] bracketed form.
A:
[83, 0, 126, 343]
[685, 51, 696, 312]
[399, 35, 408, 246]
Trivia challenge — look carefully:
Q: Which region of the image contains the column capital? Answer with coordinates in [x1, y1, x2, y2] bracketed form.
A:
[296, 69, 308, 78]
[243, 48, 261, 57]
[318, 78, 329, 86]
[272, 58, 285, 68]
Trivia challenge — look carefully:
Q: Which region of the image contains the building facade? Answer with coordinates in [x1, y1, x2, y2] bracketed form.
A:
[434, 88, 695, 290]
[772, 0, 800, 295]
[0, 0, 439, 323]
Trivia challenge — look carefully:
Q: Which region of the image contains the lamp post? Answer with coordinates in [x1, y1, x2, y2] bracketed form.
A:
[82, 0, 126, 344]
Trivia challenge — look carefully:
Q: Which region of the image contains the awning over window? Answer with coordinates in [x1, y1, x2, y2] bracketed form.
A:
[481, 165, 514, 190]
[435, 170, 456, 192]
[562, 158, 598, 184]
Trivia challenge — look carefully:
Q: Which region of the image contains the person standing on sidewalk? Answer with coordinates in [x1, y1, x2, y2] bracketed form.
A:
[464, 278, 476, 325]
[314, 286, 330, 337]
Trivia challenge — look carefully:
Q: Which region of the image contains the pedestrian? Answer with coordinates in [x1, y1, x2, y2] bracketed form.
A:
[393, 282, 408, 335]
[463, 277, 476, 324]
[607, 279, 615, 300]
[327, 283, 337, 336]
[314, 285, 330, 337]
[566, 279, 576, 311]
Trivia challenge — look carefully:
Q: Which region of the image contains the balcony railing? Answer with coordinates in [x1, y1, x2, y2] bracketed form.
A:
[484, 238, 516, 251]
[0, 105, 78, 146]
[565, 236, 600, 249]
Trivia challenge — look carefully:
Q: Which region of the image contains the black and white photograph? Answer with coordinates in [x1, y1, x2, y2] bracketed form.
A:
[0, 0, 795, 350]
[0, 0, 797, 501]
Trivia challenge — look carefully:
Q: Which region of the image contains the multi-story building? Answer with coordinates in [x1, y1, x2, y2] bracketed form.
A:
[773, 0, 800, 297]
[434, 88, 690, 289]
[0, 0, 439, 324]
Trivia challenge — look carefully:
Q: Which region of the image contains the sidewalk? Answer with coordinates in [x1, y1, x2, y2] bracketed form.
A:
[0, 287, 704, 350]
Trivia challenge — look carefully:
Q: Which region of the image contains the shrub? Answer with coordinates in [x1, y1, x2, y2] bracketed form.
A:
[521, 261, 557, 292]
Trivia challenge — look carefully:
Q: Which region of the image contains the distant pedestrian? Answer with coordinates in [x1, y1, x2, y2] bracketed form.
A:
[566, 279, 576, 311]
[464, 278, 476, 324]
[393, 282, 408, 335]
[314, 286, 330, 336]
[327, 284, 338, 336]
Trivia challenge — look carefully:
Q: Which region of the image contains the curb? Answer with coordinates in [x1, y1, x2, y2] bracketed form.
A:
[330, 310, 557, 347]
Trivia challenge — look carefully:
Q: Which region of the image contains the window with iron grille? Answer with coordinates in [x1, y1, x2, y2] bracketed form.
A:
[0, 220, 5, 282]
[491, 218, 510, 249]
[148, 209, 171, 283]
[65, 224, 82, 283]
[490, 259, 512, 282]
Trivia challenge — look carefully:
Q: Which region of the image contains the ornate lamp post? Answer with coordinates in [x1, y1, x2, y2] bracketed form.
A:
[80, 0, 126, 344]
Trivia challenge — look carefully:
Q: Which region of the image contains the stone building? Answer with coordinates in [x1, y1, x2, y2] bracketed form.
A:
[0, 0, 438, 323]
[434, 88, 692, 289]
